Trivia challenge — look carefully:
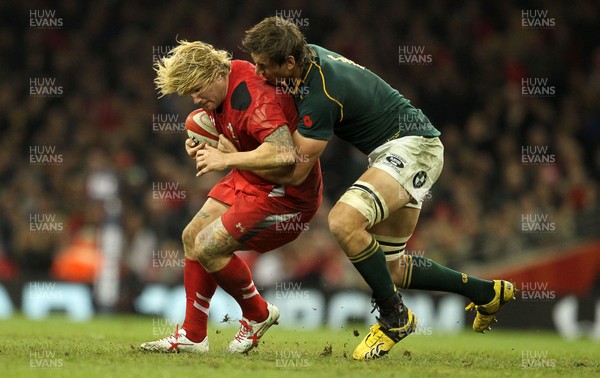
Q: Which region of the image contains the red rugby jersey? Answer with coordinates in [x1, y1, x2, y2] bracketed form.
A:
[206, 60, 322, 209]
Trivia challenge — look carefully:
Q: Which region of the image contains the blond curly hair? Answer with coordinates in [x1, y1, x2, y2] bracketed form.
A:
[154, 40, 231, 97]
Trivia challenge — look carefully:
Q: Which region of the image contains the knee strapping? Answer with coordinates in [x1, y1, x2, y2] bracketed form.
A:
[338, 181, 389, 228]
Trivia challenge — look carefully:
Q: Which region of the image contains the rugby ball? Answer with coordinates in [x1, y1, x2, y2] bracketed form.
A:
[185, 109, 219, 147]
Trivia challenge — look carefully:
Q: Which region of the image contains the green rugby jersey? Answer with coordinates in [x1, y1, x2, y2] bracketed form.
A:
[293, 44, 440, 155]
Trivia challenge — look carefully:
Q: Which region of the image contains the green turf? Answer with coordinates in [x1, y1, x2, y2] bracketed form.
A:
[0, 315, 598, 378]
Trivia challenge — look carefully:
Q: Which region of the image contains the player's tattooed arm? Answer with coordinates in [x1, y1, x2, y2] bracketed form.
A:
[195, 125, 297, 176]
[263, 126, 296, 165]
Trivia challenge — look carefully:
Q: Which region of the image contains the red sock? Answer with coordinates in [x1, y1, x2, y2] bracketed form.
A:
[210, 254, 268, 322]
[182, 259, 217, 342]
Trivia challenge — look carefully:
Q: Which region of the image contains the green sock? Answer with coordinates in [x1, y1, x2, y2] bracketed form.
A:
[349, 238, 396, 301]
[402, 256, 494, 304]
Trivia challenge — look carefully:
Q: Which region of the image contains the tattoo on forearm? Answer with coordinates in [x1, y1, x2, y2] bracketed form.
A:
[264, 126, 294, 152]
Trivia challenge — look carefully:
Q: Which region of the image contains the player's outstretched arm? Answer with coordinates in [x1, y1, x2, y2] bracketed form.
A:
[217, 130, 327, 186]
[214, 133, 295, 181]
[274, 130, 327, 186]
[195, 126, 296, 176]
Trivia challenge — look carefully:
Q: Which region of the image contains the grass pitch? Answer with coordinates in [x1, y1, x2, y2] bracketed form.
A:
[0, 315, 598, 378]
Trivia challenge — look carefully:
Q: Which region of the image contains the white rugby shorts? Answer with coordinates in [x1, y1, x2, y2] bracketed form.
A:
[368, 136, 444, 209]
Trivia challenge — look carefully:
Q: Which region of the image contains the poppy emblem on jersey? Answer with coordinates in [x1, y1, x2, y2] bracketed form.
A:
[303, 115, 313, 127]
[413, 171, 427, 188]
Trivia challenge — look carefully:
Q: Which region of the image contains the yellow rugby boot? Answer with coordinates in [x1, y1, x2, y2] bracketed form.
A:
[353, 293, 417, 360]
[465, 280, 515, 333]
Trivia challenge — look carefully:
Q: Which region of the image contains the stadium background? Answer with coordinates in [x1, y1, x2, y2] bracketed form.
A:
[1, 0, 599, 337]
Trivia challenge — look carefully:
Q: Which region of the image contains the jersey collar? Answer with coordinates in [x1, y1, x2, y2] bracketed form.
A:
[289, 62, 314, 97]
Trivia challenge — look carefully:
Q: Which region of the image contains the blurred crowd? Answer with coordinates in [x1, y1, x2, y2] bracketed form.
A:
[1, 0, 599, 304]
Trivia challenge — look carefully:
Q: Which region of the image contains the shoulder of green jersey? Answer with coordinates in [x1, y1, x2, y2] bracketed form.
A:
[309, 62, 344, 122]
